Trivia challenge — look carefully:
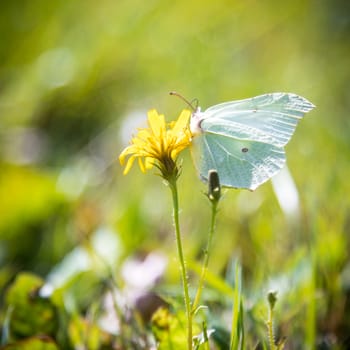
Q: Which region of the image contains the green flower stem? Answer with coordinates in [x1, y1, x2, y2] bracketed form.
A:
[168, 178, 193, 350]
[267, 291, 278, 350]
[267, 307, 276, 350]
[192, 200, 218, 313]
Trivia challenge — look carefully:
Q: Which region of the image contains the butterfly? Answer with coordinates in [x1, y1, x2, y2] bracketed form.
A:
[171, 92, 315, 190]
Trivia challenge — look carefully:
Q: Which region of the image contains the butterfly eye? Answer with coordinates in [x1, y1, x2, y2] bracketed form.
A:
[241, 147, 249, 153]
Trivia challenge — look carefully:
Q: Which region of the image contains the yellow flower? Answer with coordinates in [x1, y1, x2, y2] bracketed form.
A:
[119, 109, 192, 179]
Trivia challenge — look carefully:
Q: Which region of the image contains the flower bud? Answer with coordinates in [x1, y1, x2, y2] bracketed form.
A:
[208, 170, 221, 203]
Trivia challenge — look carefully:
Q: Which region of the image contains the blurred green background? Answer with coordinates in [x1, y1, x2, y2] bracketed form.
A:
[0, 0, 349, 348]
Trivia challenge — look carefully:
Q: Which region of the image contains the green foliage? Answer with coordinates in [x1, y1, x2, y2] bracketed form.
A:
[1, 336, 59, 350]
[4, 273, 58, 342]
[152, 307, 189, 349]
[68, 314, 112, 350]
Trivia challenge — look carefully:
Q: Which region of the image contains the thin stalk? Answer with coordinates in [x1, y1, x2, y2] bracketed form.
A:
[230, 261, 243, 350]
[267, 307, 276, 350]
[168, 179, 193, 350]
[267, 291, 278, 350]
[192, 201, 218, 313]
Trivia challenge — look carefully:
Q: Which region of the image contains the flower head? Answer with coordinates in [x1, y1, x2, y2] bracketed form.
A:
[119, 109, 192, 180]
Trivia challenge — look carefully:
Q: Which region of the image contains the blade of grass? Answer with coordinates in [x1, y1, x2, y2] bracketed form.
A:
[229, 260, 244, 350]
[305, 250, 316, 350]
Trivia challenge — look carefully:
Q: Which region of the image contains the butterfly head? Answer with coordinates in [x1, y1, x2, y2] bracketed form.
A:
[169, 91, 205, 135]
[190, 107, 205, 135]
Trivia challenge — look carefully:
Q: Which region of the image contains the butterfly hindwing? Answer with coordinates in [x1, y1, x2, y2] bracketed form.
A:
[191, 132, 285, 190]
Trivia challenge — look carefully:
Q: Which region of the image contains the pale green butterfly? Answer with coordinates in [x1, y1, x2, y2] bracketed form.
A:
[171, 92, 315, 191]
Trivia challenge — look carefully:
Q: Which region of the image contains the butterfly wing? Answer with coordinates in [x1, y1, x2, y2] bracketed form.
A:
[202, 93, 315, 147]
[191, 132, 285, 190]
[191, 93, 314, 190]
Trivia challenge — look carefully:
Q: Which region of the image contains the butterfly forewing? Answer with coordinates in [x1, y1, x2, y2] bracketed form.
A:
[205, 93, 314, 115]
[202, 93, 315, 147]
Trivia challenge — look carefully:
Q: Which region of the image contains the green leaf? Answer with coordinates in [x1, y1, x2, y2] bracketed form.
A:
[0, 336, 59, 350]
[5, 273, 58, 341]
[151, 307, 188, 350]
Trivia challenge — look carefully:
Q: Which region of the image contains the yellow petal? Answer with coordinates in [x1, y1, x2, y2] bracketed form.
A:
[138, 157, 146, 173]
[172, 109, 191, 134]
[119, 145, 135, 165]
[145, 157, 154, 169]
[123, 155, 136, 175]
[136, 129, 152, 142]
[119, 153, 126, 166]
[148, 109, 166, 139]
[132, 137, 146, 148]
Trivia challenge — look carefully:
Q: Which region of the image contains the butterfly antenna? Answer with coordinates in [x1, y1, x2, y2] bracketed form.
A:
[190, 98, 199, 110]
[169, 91, 196, 111]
